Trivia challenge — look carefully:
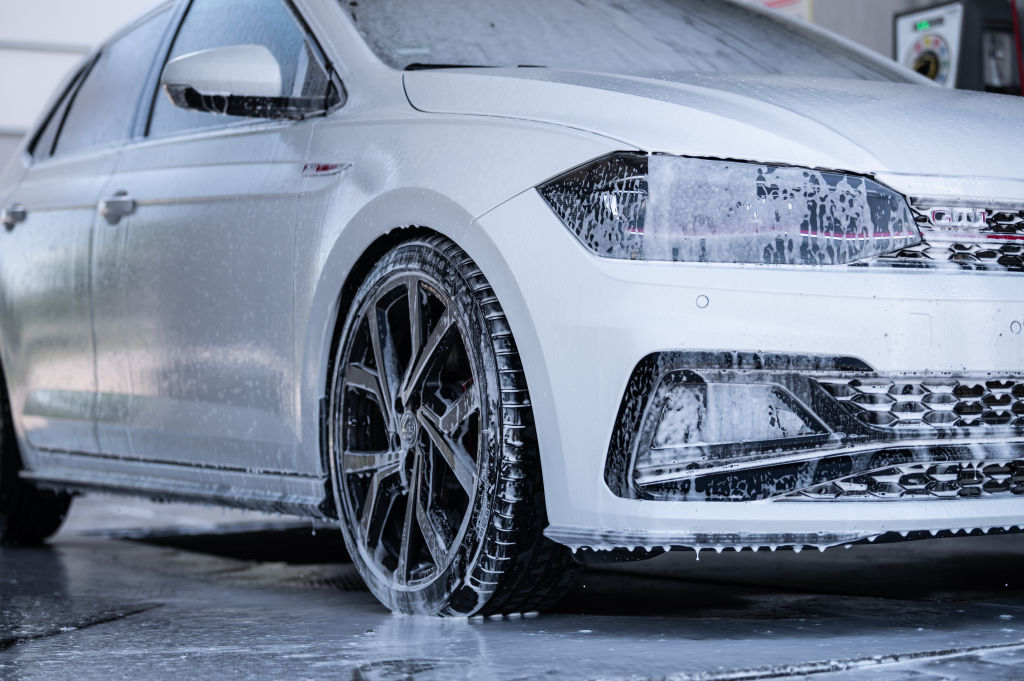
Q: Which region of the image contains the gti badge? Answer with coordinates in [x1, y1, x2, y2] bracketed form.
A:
[928, 207, 989, 231]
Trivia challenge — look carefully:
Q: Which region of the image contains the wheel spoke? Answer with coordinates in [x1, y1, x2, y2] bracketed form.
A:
[395, 452, 421, 584]
[402, 306, 454, 402]
[359, 462, 401, 551]
[406, 276, 423, 374]
[342, 450, 399, 475]
[417, 406, 476, 494]
[344, 363, 392, 431]
[439, 387, 479, 434]
[416, 484, 450, 567]
[367, 306, 397, 421]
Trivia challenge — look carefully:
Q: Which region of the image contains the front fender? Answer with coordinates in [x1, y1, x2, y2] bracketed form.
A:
[293, 113, 620, 481]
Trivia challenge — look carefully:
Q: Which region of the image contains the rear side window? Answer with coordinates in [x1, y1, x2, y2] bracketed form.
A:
[53, 9, 173, 157]
[30, 65, 90, 160]
[148, 0, 331, 137]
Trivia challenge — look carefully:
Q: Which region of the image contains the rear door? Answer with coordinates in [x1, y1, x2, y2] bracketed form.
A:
[91, 0, 337, 474]
[0, 8, 175, 460]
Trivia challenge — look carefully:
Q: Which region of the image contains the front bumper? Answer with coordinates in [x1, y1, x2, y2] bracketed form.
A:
[475, 188, 1024, 552]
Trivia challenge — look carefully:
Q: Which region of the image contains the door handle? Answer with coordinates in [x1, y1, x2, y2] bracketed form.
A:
[2, 203, 27, 231]
[99, 190, 136, 226]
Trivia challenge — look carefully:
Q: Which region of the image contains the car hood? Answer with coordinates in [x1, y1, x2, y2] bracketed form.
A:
[404, 69, 1024, 200]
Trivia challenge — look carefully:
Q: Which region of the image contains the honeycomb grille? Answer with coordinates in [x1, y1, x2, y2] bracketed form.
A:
[890, 240, 1024, 270]
[788, 460, 1024, 500]
[817, 377, 1024, 430]
[880, 205, 1024, 272]
[986, 208, 1024, 239]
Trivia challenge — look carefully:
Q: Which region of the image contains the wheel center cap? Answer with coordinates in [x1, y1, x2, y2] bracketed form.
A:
[399, 412, 418, 452]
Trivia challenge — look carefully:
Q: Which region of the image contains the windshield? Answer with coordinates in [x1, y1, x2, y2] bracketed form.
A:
[344, 0, 913, 82]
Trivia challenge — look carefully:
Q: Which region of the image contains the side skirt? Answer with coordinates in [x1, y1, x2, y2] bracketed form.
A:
[20, 451, 335, 519]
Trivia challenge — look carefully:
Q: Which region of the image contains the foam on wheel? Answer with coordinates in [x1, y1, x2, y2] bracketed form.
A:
[328, 235, 578, 616]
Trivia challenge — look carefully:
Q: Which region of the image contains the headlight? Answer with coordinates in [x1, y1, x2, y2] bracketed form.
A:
[537, 153, 921, 265]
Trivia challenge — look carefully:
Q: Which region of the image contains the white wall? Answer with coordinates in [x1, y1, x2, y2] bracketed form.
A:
[0, 0, 159, 159]
[810, 0, 941, 57]
[752, 0, 946, 57]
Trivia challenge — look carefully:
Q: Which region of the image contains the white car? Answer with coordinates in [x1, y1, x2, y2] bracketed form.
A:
[1, 0, 1023, 616]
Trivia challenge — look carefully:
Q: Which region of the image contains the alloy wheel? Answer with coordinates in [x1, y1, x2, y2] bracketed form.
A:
[334, 272, 481, 588]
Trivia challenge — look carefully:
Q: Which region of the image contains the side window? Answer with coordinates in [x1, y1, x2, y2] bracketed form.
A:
[30, 65, 90, 160]
[54, 9, 174, 158]
[149, 0, 333, 138]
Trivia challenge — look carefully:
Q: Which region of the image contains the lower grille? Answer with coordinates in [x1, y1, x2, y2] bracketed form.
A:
[605, 352, 1024, 503]
[817, 377, 1024, 430]
[788, 460, 1024, 501]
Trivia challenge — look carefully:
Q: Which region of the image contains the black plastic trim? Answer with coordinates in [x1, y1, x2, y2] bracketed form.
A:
[604, 352, 1024, 502]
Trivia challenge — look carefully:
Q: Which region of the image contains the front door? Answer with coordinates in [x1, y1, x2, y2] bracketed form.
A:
[90, 0, 337, 474]
[92, 124, 312, 471]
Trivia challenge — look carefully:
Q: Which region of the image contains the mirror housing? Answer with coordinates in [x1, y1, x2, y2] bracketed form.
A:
[161, 44, 332, 120]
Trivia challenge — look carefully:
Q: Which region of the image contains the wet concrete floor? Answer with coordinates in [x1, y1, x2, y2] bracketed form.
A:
[4, 495, 1024, 680]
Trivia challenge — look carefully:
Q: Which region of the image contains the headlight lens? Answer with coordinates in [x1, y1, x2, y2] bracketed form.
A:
[538, 152, 921, 265]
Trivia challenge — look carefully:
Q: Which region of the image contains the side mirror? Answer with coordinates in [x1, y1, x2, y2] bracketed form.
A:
[161, 44, 324, 120]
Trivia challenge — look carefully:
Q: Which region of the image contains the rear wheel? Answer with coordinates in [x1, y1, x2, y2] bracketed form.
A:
[328, 236, 578, 615]
[0, 383, 70, 546]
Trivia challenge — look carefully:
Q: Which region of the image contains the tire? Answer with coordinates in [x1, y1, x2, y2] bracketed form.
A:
[328, 235, 578, 616]
[0, 381, 70, 546]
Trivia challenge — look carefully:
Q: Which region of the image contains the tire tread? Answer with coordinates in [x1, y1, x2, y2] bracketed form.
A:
[424, 236, 579, 617]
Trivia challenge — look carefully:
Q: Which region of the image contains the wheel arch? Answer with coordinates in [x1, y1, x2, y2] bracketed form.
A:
[299, 189, 554, 490]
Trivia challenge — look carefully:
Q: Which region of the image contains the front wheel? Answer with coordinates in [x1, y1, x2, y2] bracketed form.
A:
[328, 236, 577, 616]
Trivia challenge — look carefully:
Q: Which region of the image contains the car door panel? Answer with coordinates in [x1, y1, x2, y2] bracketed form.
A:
[0, 152, 118, 458]
[85, 0, 342, 475]
[0, 5, 178, 470]
[92, 122, 312, 472]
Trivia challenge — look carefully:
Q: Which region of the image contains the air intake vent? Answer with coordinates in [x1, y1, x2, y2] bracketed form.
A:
[788, 460, 1024, 500]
